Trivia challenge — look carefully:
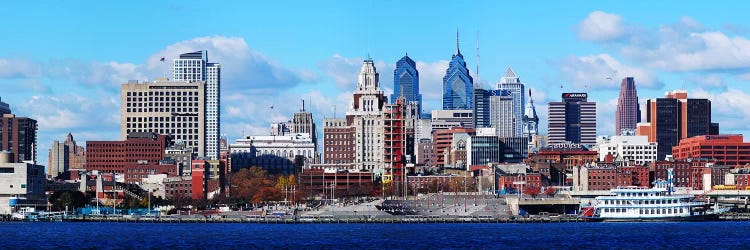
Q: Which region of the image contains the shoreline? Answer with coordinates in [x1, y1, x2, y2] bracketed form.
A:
[4, 214, 750, 224]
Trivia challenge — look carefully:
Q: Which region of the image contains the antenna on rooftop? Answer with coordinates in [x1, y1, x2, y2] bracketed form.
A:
[476, 30, 481, 89]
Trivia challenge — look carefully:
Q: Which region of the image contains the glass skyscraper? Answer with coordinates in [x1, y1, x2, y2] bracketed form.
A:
[496, 67, 525, 137]
[392, 54, 421, 114]
[442, 31, 474, 110]
[173, 50, 221, 160]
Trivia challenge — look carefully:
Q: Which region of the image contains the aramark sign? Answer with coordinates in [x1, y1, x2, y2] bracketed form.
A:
[562, 93, 587, 99]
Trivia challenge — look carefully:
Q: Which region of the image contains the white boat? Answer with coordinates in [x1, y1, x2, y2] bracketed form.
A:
[581, 186, 717, 222]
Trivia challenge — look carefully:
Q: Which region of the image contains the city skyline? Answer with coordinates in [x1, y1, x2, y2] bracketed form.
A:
[2, 2, 750, 163]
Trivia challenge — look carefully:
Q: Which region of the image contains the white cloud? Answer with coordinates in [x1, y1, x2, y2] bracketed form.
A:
[147, 35, 317, 90]
[579, 15, 750, 73]
[578, 11, 627, 42]
[691, 88, 750, 133]
[0, 58, 41, 78]
[317, 54, 362, 89]
[689, 74, 726, 88]
[415, 60, 449, 112]
[557, 54, 661, 90]
[595, 97, 618, 136]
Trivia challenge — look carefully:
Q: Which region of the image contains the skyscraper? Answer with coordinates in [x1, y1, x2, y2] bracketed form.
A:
[442, 30, 474, 110]
[496, 67, 525, 137]
[348, 58, 387, 173]
[173, 51, 221, 160]
[392, 54, 421, 114]
[490, 90, 515, 137]
[0, 114, 37, 163]
[548, 93, 597, 145]
[615, 77, 640, 135]
[523, 89, 539, 152]
[472, 88, 492, 128]
[637, 90, 716, 160]
[48, 141, 68, 179]
[0, 97, 10, 115]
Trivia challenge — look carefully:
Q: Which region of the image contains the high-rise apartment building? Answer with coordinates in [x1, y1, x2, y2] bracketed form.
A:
[548, 93, 597, 145]
[173, 51, 221, 160]
[496, 67, 525, 137]
[442, 31, 474, 110]
[384, 98, 407, 179]
[0, 114, 37, 163]
[0, 97, 9, 115]
[120, 79, 205, 157]
[615, 77, 640, 135]
[392, 54, 421, 114]
[637, 90, 716, 161]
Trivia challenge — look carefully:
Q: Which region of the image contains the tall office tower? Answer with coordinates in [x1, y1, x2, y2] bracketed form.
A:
[48, 141, 68, 179]
[348, 59, 387, 173]
[442, 30, 474, 110]
[472, 89, 492, 128]
[637, 90, 715, 161]
[173, 50, 221, 160]
[496, 67, 525, 137]
[523, 89, 539, 152]
[392, 54, 422, 114]
[291, 100, 318, 154]
[490, 90, 515, 137]
[0, 114, 37, 163]
[548, 93, 597, 145]
[121, 79, 205, 157]
[615, 77, 640, 135]
[0, 97, 10, 115]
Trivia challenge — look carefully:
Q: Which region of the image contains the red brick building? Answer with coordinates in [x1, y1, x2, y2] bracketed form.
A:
[124, 162, 178, 184]
[498, 173, 542, 192]
[322, 118, 356, 164]
[432, 127, 474, 168]
[86, 132, 171, 174]
[0, 114, 37, 163]
[672, 135, 750, 167]
[529, 145, 598, 172]
[585, 167, 633, 190]
[653, 159, 725, 190]
[300, 169, 373, 197]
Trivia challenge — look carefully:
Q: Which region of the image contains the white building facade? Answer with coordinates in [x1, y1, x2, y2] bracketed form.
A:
[597, 135, 658, 166]
[348, 59, 387, 173]
[230, 133, 316, 174]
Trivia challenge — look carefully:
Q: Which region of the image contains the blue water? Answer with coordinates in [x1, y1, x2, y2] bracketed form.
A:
[2, 222, 750, 249]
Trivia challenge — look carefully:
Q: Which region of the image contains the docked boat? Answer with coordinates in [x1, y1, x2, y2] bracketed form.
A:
[580, 186, 718, 222]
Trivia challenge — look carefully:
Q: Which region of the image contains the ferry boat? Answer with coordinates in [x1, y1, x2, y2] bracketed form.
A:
[580, 186, 718, 222]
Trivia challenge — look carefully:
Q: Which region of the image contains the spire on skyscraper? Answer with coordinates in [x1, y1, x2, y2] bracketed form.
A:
[456, 28, 461, 55]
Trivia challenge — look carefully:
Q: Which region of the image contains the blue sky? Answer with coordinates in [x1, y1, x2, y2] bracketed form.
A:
[2, 1, 750, 164]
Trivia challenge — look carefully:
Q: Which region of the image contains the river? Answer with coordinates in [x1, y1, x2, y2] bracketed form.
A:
[2, 221, 749, 249]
